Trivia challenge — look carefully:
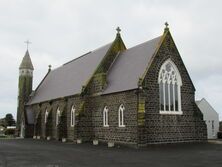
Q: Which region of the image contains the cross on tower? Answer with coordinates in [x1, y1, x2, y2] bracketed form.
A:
[24, 40, 32, 50]
[165, 22, 169, 28]
[116, 26, 121, 34]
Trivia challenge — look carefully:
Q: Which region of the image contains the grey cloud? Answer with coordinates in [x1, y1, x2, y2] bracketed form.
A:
[0, 0, 221, 119]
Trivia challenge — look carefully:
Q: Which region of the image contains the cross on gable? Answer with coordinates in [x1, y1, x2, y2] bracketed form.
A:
[116, 27, 121, 34]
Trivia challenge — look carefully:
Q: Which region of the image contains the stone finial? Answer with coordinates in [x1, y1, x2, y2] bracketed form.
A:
[165, 22, 169, 28]
[138, 77, 143, 88]
[116, 26, 121, 35]
[164, 22, 169, 33]
[48, 65, 52, 72]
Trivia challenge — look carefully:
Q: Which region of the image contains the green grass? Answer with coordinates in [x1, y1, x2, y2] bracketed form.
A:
[0, 135, 15, 139]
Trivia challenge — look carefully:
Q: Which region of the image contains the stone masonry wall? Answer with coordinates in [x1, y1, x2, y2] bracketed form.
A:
[88, 90, 138, 145]
[32, 90, 138, 145]
[66, 96, 81, 141]
[32, 95, 94, 142]
[142, 32, 207, 144]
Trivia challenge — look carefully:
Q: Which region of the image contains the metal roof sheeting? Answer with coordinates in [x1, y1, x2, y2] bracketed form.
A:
[28, 43, 112, 104]
[28, 35, 162, 105]
[103, 36, 162, 94]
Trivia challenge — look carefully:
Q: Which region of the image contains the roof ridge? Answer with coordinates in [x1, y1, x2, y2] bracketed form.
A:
[125, 35, 162, 52]
[63, 51, 91, 66]
[47, 42, 111, 70]
[63, 42, 113, 66]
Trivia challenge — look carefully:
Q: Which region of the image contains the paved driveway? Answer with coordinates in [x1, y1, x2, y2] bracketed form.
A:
[0, 139, 222, 167]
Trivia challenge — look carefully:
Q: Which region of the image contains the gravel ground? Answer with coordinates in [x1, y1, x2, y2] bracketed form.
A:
[0, 139, 222, 167]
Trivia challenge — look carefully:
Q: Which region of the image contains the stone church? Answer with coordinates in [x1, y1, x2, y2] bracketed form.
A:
[17, 24, 207, 147]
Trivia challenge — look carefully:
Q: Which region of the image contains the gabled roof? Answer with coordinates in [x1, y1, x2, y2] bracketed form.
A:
[103, 36, 162, 94]
[196, 98, 219, 116]
[19, 50, 34, 70]
[195, 100, 201, 105]
[28, 43, 112, 105]
[27, 29, 174, 105]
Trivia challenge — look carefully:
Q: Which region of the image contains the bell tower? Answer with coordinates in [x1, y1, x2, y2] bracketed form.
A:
[17, 48, 34, 137]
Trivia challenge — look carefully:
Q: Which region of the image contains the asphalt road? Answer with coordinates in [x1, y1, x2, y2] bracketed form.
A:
[0, 139, 222, 167]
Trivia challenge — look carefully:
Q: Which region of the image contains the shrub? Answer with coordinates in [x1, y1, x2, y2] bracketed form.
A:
[4, 128, 15, 136]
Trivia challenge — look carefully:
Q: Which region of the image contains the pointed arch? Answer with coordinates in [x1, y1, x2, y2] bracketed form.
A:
[158, 59, 182, 114]
[56, 107, 61, 126]
[70, 105, 75, 127]
[103, 106, 109, 127]
[118, 104, 125, 127]
[44, 109, 49, 123]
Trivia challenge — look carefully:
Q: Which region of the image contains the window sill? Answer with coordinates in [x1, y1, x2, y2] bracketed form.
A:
[103, 125, 109, 128]
[118, 125, 126, 128]
[159, 110, 183, 115]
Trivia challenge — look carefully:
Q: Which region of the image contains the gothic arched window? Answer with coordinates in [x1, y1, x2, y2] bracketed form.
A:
[158, 59, 182, 114]
[118, 104, 125, 127]
[103, 106, 109, 127]
[71, 105, 75, 127]
[56, 107, 61, 126]
[45, 109, 48, 123]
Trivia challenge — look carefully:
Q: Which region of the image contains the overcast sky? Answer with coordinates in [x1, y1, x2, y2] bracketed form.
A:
[0, 0, 221, 120]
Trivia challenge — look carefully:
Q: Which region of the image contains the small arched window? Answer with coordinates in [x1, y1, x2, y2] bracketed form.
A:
[118, 104, 125, 127]
[103, 106, 109, 127]
[158, 59, 182, 114]
[56, 107, 61, 126]
[71, 105, 75, 127]
[45, 109, 48, 123]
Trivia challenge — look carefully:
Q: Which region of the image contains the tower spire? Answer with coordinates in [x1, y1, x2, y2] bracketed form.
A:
[17, 48, 34, 137]
[19, 50, 34, 70]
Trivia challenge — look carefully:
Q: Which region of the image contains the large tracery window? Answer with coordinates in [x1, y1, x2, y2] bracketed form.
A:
[158, 59, 182, 115]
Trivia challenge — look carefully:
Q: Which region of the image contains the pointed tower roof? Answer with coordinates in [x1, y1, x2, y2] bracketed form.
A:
[19, 50, 34, 70]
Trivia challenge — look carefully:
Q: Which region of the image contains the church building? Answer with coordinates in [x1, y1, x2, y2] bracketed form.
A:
[17, 24, 207, 147]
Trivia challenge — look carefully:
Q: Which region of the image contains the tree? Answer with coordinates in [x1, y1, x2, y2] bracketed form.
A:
[0, 118, 6, 127]
[219, 121, 222, 131]
[5, 114, 16, 127]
